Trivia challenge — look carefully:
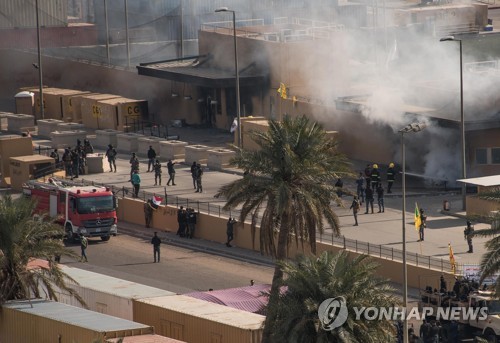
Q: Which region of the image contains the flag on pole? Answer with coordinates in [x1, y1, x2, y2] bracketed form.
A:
[152, 196, 163, 206]
[449, 243, 457, 274]
[277, 83, 287, 99]
[230, 118, 238, 133]
[414, 203, 422, 231]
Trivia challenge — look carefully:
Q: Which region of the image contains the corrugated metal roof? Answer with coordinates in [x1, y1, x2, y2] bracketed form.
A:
[137, 295, 265, 329]
[60, 264, 177, 299]
[185, 284, 270, 314]
[457, 175, 500, 186]
[3, 299, 152, 332]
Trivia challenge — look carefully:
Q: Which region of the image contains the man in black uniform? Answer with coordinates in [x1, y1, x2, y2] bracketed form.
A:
[464, 220, 474, 253]
[151, 232, 161, 263]
[166, 159, 177, 186]
[147, 145, 157, 172]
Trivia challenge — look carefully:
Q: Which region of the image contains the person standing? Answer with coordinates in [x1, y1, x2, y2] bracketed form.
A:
[166, 159, 177, 186]
[335, 177, 343, 200]
[131, 170, 141, 198]
[80, 233, 88, 262]
[62, 148, 72, 177]
[190, 161, 197, 189]
[355, 172, 365, 204]
[50, 148, 60, 165]
[187, 208, 197, 239]
[129, 153, 139, 180]
[70, 148, 80, 179]
[226, 217, 237, 247]
[153, 159, 162, 186]
[364, 164, 372, 190]
[418, 208, 427, 242]
[151, 232, 161, 263]
[144, 199, 154, 228]
[147, 145, 157, 172]
[387, 162, 395, 193]
[349, 196, 360, 226]
[176, 206, 186, 237]
[376, 184, 385, 213]
[371, 164, 380, 190]
[365, 186, 374, 214]
[195, 163, 203, 193]
[464, 220, 474, 253]
[105, 144, 117, 172]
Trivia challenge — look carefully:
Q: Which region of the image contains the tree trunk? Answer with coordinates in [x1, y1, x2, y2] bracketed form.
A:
[262, 216, 289, 342]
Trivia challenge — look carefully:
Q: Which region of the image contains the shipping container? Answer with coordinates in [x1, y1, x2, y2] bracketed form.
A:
[31, 87, 69, 120]
[59, 89, 92, 122]
[96, 97, 149, 130]
[41, 264, 176, 321]
[107, 334, 187, 343]
[0, 299, 154, 343]
[0, 0, 68, 29]
[133, 295, 264, 343]
[79, 93, 122, 128]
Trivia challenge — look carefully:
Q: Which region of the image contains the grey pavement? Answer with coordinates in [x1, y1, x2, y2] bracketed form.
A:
[30, 127, 490, 271]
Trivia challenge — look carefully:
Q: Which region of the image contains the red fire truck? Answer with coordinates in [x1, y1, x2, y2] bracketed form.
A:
[23, 178, 118, 242]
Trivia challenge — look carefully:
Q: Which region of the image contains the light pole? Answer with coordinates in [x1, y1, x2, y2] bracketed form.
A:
[215, 7, 242, 148]
[35, 0, 44, 120]
[399, 122, 426, 343]
[440, 36, 466, 210]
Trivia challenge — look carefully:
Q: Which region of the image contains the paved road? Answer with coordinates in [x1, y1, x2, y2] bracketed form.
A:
[62, 233, 274, 294]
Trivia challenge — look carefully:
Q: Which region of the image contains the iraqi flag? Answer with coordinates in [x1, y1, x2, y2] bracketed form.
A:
[151, 196, 163, 209]
[230, 118, 238, 133]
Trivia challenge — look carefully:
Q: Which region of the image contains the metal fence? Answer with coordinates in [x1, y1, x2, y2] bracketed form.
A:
[37, 174, 454, 273]
[318, 233, 457, 274]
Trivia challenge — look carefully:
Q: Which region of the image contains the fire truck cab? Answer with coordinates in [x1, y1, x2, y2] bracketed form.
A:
[23, 178, 118, 242]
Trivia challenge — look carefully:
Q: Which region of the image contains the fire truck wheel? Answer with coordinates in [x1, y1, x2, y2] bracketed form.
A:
[484, 328, 497, 343]
[101, 236, 111, 242]
[65, 224, 75, 244]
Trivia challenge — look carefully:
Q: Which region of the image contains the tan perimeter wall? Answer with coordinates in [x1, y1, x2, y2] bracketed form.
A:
[117, 198, 451, 288]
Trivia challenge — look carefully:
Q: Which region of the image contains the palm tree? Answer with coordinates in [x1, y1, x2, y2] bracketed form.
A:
[265, 251, 400, 343]
[215, 115, 352, 341]
[0, 194, 85, 306]
[466, 190, 500, 294]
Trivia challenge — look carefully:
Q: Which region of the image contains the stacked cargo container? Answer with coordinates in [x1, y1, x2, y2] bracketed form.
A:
[0, 299, 154, 343]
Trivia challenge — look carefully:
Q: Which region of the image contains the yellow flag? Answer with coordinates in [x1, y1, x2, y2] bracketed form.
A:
[414, 203, 421, 231]
[449, 243, 457, 274]
[277, 83, 287, 99]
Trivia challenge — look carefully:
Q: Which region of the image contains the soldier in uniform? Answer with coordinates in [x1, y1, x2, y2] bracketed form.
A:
[387, 162, 395, 193]
[464, 220, 474, 253]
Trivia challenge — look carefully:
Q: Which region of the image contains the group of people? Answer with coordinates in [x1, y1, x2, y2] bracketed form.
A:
[176, 206, 198, 238]
[349, 166, 390, 226]
[55, 138, 94, 180]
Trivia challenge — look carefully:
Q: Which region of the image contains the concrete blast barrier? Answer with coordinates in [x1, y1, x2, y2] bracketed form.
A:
[59, 89, 92, 122]
[185, 145, 210, 164]
[37, 119, 64, 138]
[159, 140, 188, 161]
[97, 97, 148, 131]
[207, 148, 236, 171]
[57, 122, 85, 132]
[116, 132, 142, 153]
[137, 137, 162, 157]
[51, 130, 87, 148]
[6, 113, 35, 134]
[86, 153, 104, 174]
[95, 129, 120, 148]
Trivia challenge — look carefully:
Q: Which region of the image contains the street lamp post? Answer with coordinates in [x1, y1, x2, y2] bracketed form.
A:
[440, 36, 466, 210]
[399, 122, 426, 343]
[35, 0, 44, 120]
[215, 7, 242, 148]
